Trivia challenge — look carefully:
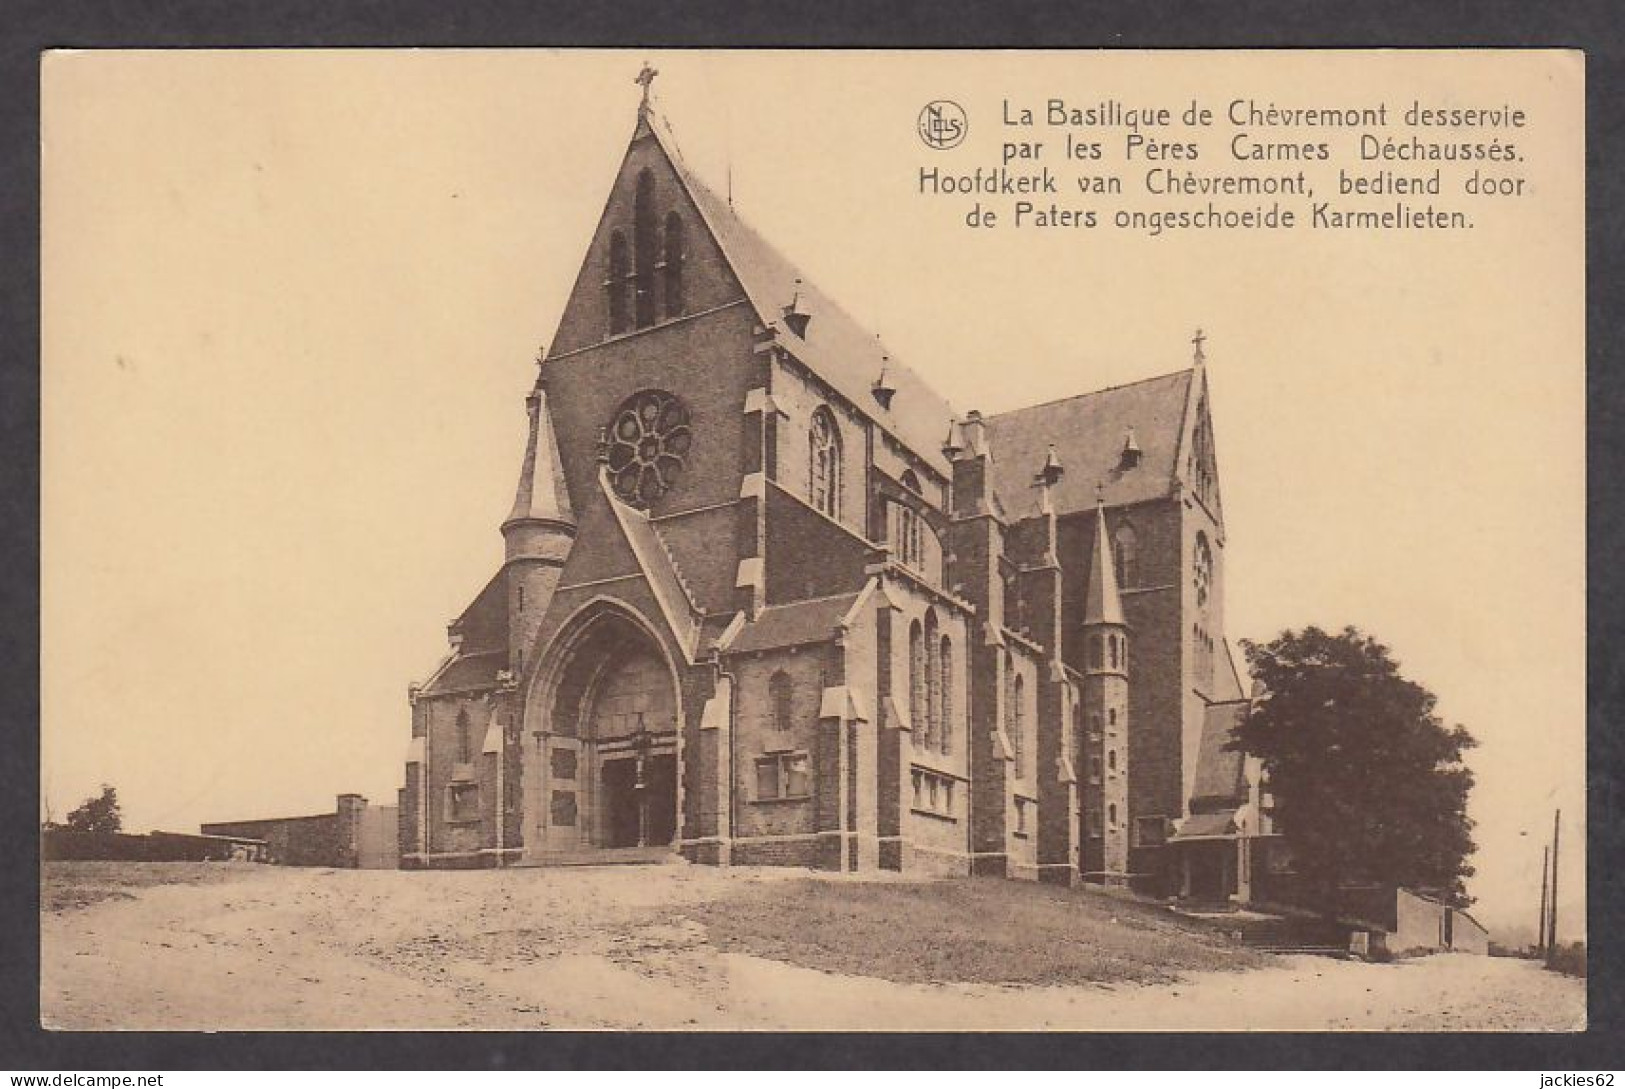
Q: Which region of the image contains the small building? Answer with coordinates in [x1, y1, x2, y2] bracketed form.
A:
[202, 793, 398, 869]
[1164, 698, 1293, 904]
[1329, 884, 1489, 956]
[1384, 887, 1490, 955]
[1449, 907, 1491, 954]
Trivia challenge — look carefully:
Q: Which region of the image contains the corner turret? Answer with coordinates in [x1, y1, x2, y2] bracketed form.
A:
[1081, 495, 1132, 885]
[501, 364, 576, 672]
[1082, 493, 1125, 629]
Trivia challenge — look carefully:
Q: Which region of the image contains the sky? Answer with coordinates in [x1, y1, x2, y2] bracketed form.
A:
[40, 50, 1585, 940]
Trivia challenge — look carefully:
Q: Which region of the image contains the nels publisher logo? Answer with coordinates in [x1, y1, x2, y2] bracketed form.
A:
[917, 100, 967, 150]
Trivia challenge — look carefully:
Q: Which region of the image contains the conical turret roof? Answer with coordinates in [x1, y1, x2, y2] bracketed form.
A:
[505, 386, 574, 528]
[1082, 497, 1125, 627]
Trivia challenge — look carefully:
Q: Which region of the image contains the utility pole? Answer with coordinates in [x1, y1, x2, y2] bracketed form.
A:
[1537, 845, 1549, 958]
[1546, 809, 1562, 965]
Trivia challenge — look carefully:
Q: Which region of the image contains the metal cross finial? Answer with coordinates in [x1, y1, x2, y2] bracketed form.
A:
[1095, 481, 1105, 504]
[534, 343, 547, 370]
[635, 63, 659, 109]
[1192, 327, 1207, 363]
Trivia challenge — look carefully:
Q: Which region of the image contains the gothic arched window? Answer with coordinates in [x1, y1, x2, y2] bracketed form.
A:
[1013, 674, 1027, 777]
[456, 708, 472, 764]
[607, 231, 631, 335]
[662, 212, 686, 318]
[897, 470, 924, 569]
[809, 407, 842, 519]
[1194, 531, 1213, 608]
[1113, 523, 1138, 589]
[633, 169, 657, 329]
[1003, 652, 1018, 771]
[770, 670, 793, 733]
[908, 620, 925, 748]
[923, 611, 940, 751]
[938, 634, 953, 755]
[1189, 399, 1216, 507]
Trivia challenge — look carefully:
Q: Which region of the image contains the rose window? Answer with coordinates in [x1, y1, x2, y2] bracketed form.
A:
[604, 389, 692, 508]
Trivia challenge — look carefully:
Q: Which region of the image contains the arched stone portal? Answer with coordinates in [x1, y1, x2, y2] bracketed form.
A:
[527, 608, 680, 857]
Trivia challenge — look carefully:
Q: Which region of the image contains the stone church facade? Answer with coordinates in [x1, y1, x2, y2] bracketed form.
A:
[398, 90, 1253, 891]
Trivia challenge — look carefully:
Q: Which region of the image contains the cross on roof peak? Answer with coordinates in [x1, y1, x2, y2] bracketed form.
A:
[635, 63, 659, 111]
[1192, 327, 1207, 363]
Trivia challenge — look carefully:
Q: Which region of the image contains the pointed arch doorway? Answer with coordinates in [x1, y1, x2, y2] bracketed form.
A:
[533, 608, 680, 855]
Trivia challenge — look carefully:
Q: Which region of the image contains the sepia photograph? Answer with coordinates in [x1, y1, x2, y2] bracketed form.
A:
[38, 49, 1585, 1033]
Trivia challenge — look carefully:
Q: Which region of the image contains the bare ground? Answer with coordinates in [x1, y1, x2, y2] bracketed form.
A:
[39, 862, 1585, 1031]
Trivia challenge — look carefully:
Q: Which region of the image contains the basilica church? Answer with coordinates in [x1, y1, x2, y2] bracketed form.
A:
[397, 83, 1265, 894]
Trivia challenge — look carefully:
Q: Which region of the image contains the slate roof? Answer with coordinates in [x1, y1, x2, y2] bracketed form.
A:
[984, 369, 1192, 519]
[1082, 498, 1125, 626]
[599, 472, 704, 657]
[507, 387, 574, 527]
[650, 115, 957, 476]
[1215, 639, 1249, 703]
[696, 613, 741, 657]
[421, 649, 508, 697]
[1170, 810, 1238, 841]
[1189, 699, 1250, 811]
[725, 592, 863, 655]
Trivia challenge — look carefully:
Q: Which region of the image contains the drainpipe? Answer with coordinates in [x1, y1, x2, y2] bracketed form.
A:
[493, 707, 504, 859]
[714, 654, 739, 861]
[420, 712, 431, 862]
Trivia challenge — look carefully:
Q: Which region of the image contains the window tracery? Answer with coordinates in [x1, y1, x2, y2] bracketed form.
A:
[809, 407, 842, 519]
[662, 212, 685, 318]
[1012, 672, 1026, 777]
[604, 389, 692, 508]
[1113, 523, 1138, 588]
[1194, 531, 1213, 608]
[633, 170, 657, 328]
[770, 671, 793, 733]
[923, 611, 940, 751]
[607, 232, 631, 335]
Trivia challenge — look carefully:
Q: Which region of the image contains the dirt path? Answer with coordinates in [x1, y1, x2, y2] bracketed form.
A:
[40, 866, 1585, 1031]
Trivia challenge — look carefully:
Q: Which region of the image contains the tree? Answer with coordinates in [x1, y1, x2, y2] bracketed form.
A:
[1232, 626, 1477, 908]
[64, 784, 123, 836]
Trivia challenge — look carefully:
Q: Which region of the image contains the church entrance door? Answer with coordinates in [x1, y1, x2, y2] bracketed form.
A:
[538, 610, 681, 858]
[598, 754, 672, 851]
[584, 648, 678, 849]
[645, 753, 678, 845]
[601, 756, 641, 847]
[598, 752, 678, 847]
